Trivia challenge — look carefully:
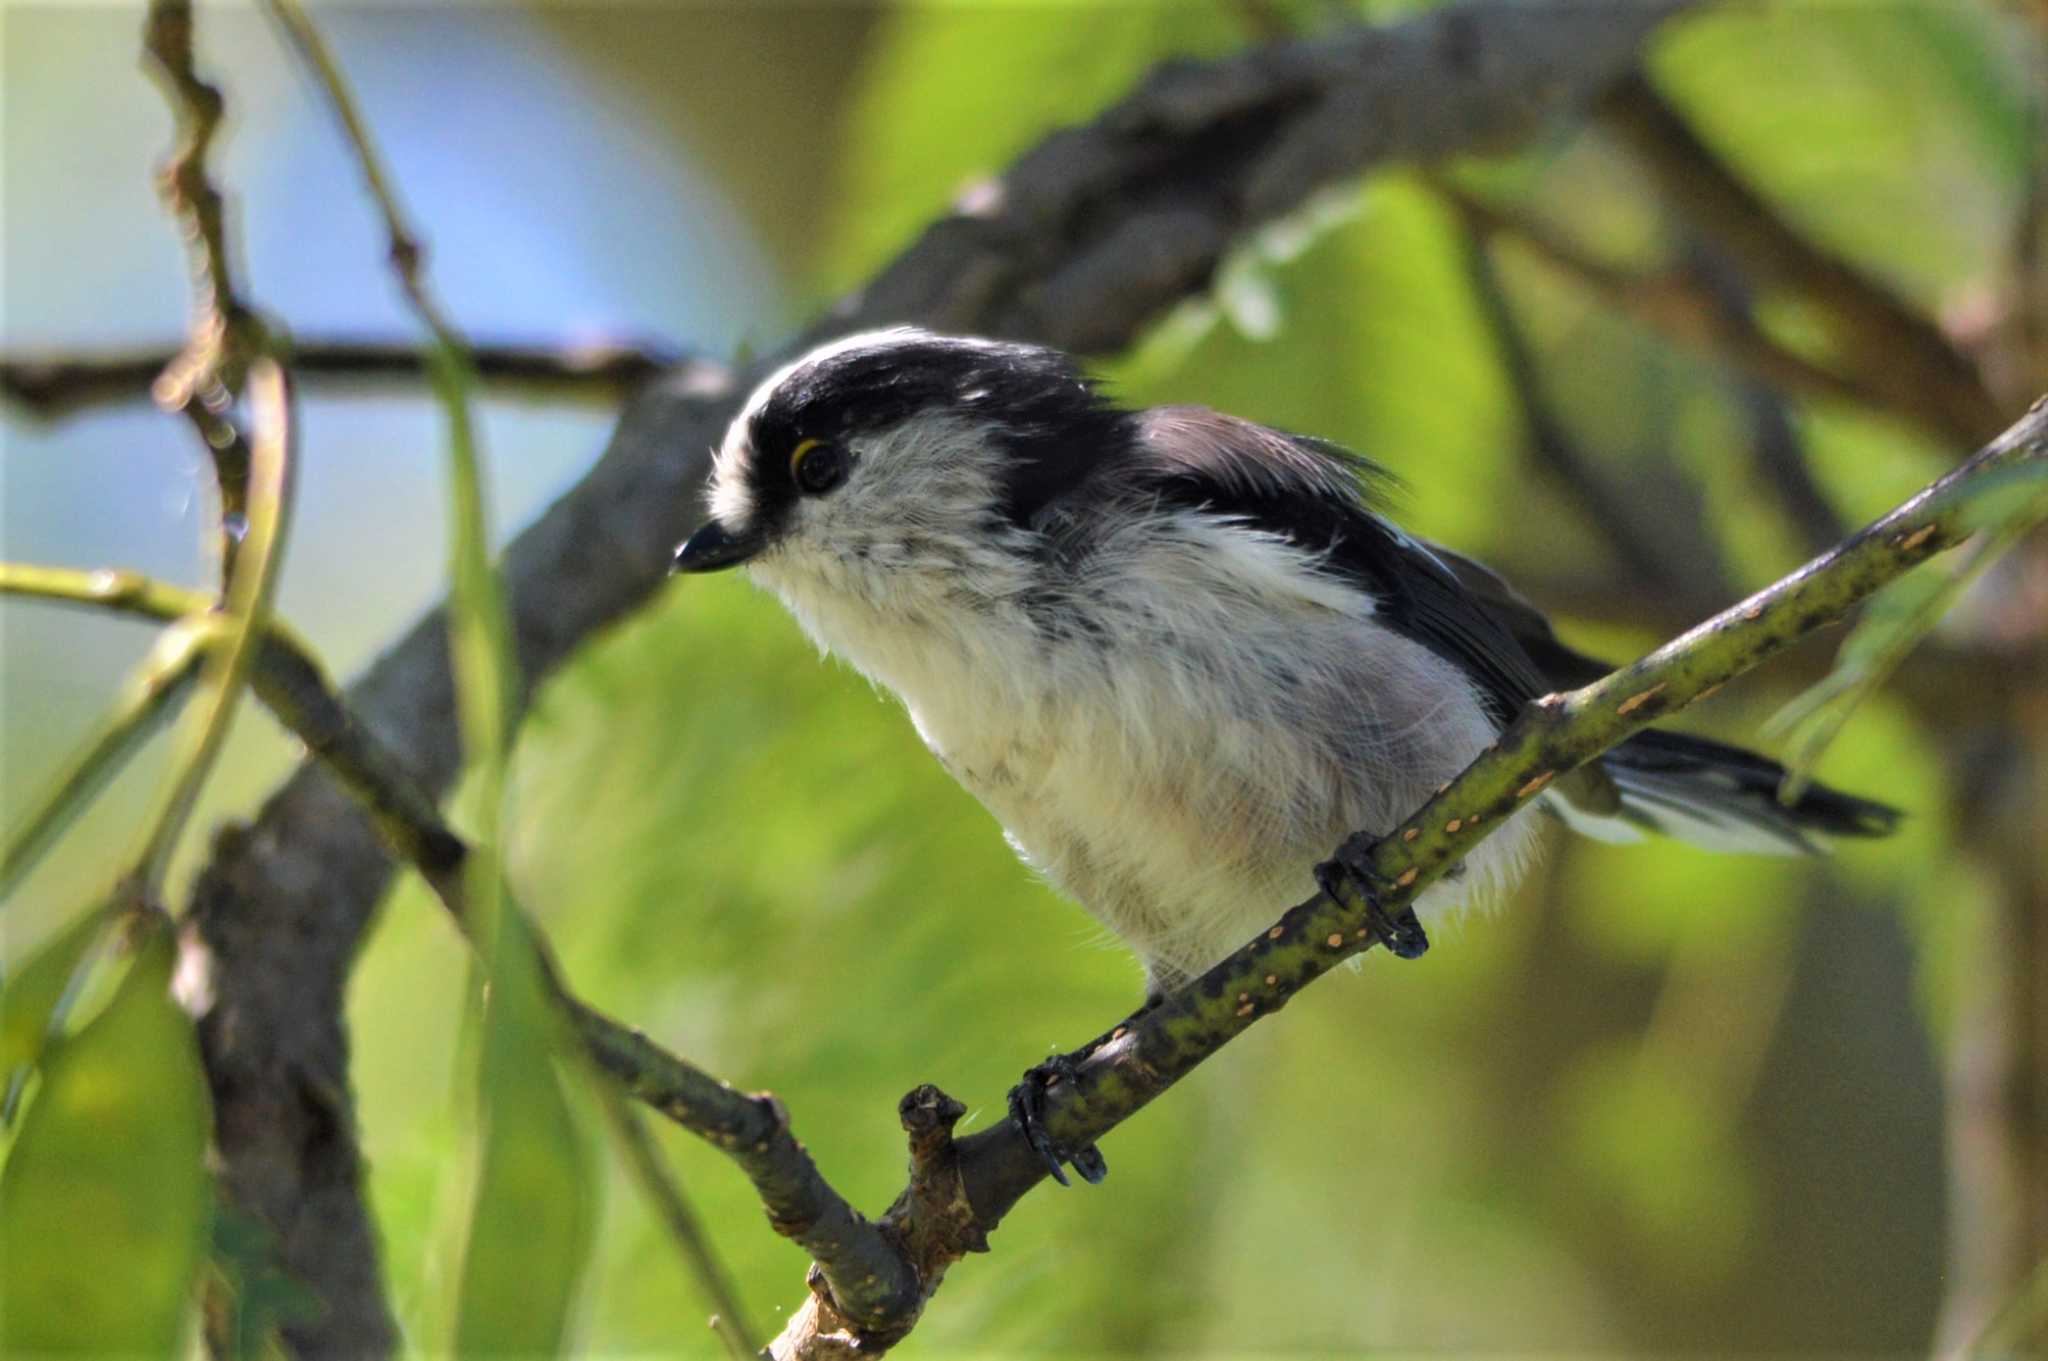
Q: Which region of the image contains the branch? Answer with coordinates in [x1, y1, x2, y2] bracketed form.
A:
[0, 338, 700, 419]
[1441, 183, 1940, 436]
[140, 0, 277, 580]
[3, 565, 913, 1336]
[167, 2, 1697, 1353]
[1446, 192, 1731, 610]
[1685, 239, 1854, 554]
[1598, 72, 2003, 446]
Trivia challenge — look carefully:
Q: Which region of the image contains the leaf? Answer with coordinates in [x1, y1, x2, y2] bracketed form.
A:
[1952, 459, 2048, 535]
[0, 927, 211, 1354]
[1770, 443, 2047, 791]
[450, 913, 598, 1358]
[1769, 523, 2024, 799]
[0, 904, 107, 1081]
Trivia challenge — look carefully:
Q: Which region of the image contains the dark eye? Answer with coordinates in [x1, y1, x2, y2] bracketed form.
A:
[790, 438, 848, 496]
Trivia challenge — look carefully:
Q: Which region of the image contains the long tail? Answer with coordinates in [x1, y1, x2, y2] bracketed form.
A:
[1544, 728, 1901, 856]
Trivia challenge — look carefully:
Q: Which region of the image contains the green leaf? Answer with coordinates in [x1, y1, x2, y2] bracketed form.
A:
[1952, 459, 2048, 535]
[0, 927, 210, 1354]
[1, 905, 107, 1081]
[450, 914, 598, 1358]
[1770, 521, 2026, 798]
[0, 617, 209, 901]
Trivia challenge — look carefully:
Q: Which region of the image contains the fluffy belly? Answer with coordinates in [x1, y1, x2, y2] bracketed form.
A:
[928, 696, 1541, 995]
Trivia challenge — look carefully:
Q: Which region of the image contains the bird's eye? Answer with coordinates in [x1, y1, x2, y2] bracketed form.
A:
[790, 438, 849, 496]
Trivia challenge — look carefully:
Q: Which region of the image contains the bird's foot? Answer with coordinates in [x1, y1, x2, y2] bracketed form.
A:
[1315, 838, 1430, 960]
[1008, 1051, 1108, 1187]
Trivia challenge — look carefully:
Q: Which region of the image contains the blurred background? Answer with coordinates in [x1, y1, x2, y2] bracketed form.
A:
[4, 1, 2045, 1355]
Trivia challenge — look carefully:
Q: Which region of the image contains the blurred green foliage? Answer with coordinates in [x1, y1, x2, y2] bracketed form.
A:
[1, 928, 209, 1355]
[446, 923, 599, 1356]
[3, 0, 2043, 1356]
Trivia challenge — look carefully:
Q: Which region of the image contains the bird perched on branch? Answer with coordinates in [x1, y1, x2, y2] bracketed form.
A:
[674, 328, 1896, 1172]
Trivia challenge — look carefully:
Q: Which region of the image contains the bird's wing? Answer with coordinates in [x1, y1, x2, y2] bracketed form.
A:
[1130, 406, 1550, 724]
[1426, 543, 1618, 690]
[1124, 407, 1899, 849]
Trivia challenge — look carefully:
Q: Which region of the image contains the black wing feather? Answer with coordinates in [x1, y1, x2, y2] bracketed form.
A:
[1103, 405, 1899, 846]
[1129, 407, 1548, 723]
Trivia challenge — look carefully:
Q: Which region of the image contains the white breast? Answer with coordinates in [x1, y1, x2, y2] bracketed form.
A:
[757, 510, 1540, 992]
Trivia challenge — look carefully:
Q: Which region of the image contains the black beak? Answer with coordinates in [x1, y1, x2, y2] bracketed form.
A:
[672, 519, 766, 574]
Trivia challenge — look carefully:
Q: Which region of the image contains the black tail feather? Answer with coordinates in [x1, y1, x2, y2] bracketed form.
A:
[1563, 728, 1901, 855]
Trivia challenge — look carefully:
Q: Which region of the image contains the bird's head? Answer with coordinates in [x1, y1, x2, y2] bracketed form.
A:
[673, 328, 1128, 615]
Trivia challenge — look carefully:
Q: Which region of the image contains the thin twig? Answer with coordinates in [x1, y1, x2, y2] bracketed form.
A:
[129, 360, 296, 894]
[0, 614, 212, 900]
[1, 339, 697, 419]
[1447, 195, 1725, 606]
[1442, 184, 1927, 434]
[139, 0, 240, 364]
[140, 0, 272, 582]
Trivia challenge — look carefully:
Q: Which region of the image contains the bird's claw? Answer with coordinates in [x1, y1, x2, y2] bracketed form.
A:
[1315, 845, 1431, 960]
[1008, 1053, 1108, 1187]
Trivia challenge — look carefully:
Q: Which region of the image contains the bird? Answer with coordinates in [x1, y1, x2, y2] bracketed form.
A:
[674, 327, 1898, 1003]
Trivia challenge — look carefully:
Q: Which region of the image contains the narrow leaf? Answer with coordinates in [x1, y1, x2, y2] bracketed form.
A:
[0, 617, 211, 901]
[452, 917, 597, 1357]
[1771, 525, 2023, 798]
[0, 906, 108, 1079]
[0, 927, 211, 1354]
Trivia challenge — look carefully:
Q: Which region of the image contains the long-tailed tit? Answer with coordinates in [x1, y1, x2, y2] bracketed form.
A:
[674, 328, 1896, 1170]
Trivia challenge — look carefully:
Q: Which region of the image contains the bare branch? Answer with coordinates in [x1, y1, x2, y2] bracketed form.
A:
[140, 0, 277, 581]
[1, 338, 699, 419]
[1441, 183, 1933, 434]
[140, 0, 241, 365]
